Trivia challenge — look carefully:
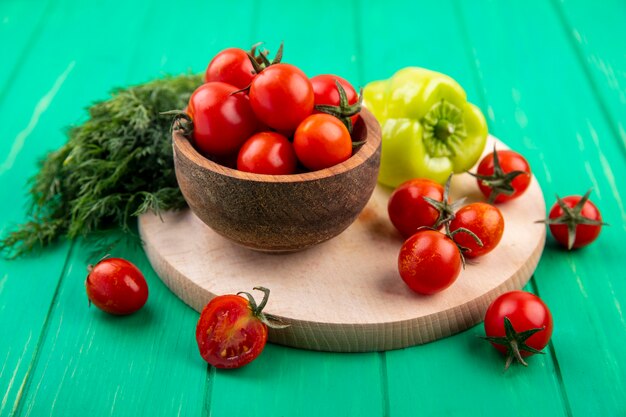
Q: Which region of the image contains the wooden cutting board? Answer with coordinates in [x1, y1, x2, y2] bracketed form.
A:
[138, 136, 546, 352]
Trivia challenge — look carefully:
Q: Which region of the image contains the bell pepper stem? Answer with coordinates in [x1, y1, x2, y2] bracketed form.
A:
[435, 120, 455, 141]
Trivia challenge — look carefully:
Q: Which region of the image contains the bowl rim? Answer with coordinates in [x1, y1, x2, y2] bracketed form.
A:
[173, 107, 382, 184]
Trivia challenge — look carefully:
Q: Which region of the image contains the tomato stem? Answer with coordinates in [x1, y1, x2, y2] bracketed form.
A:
[423, 174, 464, 229]
[443, 222, 482, 268]
[248, 43, 270, 68]
[237, 287, 290, 329]
[483, 316, 546, 371]
[423, 174, 483, 267]
[165, 111, 194, 139]
[535, 189, 607, 250]
[467, 146, 528, 204]
[252, 286, 269, 313]
[314, 81, 363, 134]
[246, 41, 284, 75]
[271, 42, 284, 65]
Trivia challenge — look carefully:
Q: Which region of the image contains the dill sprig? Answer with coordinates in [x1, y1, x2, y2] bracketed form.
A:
[1, 73, 202, 258]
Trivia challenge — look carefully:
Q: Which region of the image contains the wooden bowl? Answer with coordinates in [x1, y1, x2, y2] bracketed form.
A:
[172, 108, 382, 252]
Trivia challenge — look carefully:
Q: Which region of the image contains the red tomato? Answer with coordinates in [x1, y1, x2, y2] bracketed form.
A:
[188, 82, 258, 157]
[475, 150, 531, 203]
[449, 202, 504, 258]
[293, 114, 353, 171]
[196, 295, 266, 369]
[484, 291, 553, 369]
[398, 230, 462, 295]
[85, 258, 148, 315]
[196, 287, 282, 369]
[237, 132, 297, 175]
[387, 179, 444, 238]
[546, 193, 603, 249]
[205, 48, 255, 89]
[249, 64, 314, 133]
[311, 74, 360, 126]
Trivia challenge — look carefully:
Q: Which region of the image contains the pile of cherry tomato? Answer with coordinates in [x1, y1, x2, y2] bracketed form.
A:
[390, 149, 529, 295]
[387, 146, 605, 368]
[83, 148, 606, 371]
[180, 43, 363, 174]
[83, 53, 608, 371]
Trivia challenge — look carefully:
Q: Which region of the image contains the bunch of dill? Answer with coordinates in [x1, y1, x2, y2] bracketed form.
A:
[1, 73, 202, 258]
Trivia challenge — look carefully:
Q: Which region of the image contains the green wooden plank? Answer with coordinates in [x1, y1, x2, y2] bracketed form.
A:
[0, 0, 53, 102]
[211, 347, 385, 417]
[247, 0, 361, 86]
[12, 1, 260, 416]
[358, 0, 570, 416]
[552, 0, 626, 151]
[124, 0, 257, 84]
[0, 248, 71, 417]
[16, 235, 207, 417]
[0, 0, 206, 416]
[0, 1, 82, 415]
[207, 1, 384, 416]
[456, 1, 626, 416]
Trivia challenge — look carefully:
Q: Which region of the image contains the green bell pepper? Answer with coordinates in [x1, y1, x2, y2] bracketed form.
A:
[364, 67, 488, 187]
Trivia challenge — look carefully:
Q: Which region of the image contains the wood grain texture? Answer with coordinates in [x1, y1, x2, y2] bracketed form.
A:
[0, 0, 119, 414]
[1, 0, 217, 416]
[140, 135, 545, 352]
[553, 0, 626, 154]
[457, 1, 626, 415]
[174, 108, 381, 252]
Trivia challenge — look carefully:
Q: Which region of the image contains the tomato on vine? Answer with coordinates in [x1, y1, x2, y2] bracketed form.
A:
[85, 257, 148, 315]
[398, 230, 462, 295]
[538, 189, 605, 249]
[311, 75, 361, 129]
[395, 174, 484, 295]
[470, 148, 531, 203]
[449, 202, 504, 258]
[483, 291, 553, 370]
[387, 178, 444, 238]
[196, 287, 287, 369]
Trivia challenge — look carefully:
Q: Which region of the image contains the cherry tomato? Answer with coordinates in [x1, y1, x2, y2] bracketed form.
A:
[484, 291, 553, 369]
[387, 178, 444, 238]
[205, 47, 255, 89]
[249, 64, 314, 134]
[546, 192, 603, 249]
[237, 132, 297, 175]
[188, 82, 258, 157]
[85, 258, 148, 315]
[475, 150, 531, 203]
[311, 74, 360, 126]
[293, 114, 352, 171]
[449, 202, 504, 258]
[196, 287, 279, 369]
[398, 230, 462, 295]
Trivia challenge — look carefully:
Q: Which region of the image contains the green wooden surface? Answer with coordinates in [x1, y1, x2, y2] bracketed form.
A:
[1, 0, 624, 416]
